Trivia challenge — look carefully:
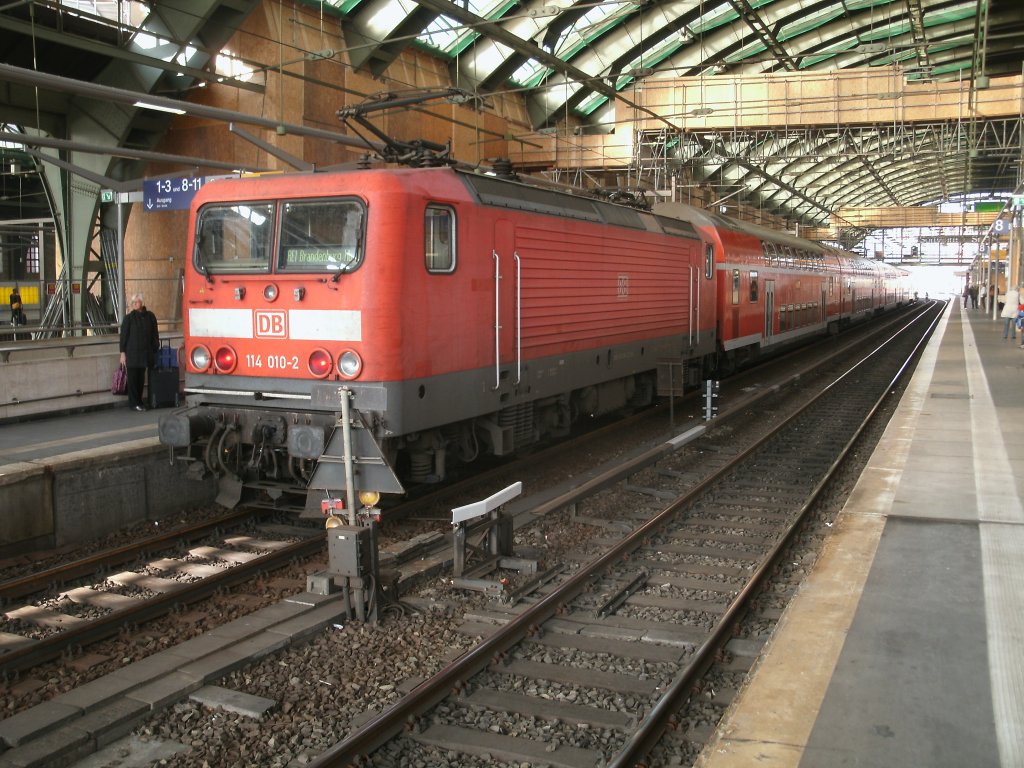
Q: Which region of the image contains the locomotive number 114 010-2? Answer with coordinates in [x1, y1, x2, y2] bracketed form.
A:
[244, 354, 300, 370]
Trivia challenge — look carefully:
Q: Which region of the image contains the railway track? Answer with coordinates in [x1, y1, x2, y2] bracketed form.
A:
[0, 305, 924, 681]
[0, 513, 324, 675]
[306, 302, 943, 767]
[0, 303, 939, 767]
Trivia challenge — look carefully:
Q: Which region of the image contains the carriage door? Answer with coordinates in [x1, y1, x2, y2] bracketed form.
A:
[492, 219, 519, 395]
[763, 280, 775, 342]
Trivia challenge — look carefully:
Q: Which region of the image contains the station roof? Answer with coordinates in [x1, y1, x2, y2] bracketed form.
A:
[1, 0, 1022, 236]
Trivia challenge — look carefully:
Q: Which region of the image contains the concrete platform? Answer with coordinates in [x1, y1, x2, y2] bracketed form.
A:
[697, 301, 1024, 768]
[0, 403, 215, 557]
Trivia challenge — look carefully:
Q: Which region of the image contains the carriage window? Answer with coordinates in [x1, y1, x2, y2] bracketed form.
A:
[732, 269, 740, 305]
[195, 202, 275, 274]
[425, 205, 456, 273]
[749, 271, 759, 302]
[705, 244, 714, 279]
[279, 199, 364, 273]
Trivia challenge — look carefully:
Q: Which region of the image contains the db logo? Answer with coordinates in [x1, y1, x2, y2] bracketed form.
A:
[254, 310, 287, 338]
[617, 274, 629, 298]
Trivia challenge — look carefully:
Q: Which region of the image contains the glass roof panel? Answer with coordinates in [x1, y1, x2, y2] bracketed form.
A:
[843, 0, 898, 10]
[778, 7, 846, 41]
[725, 40, 768, 64]
[690, 4, 740, 35]
[506, 1, 618, 86]
[511, 59, 553, 87]
[215, 49, 255, 82]
[554, 4, 627, 60]
[322, 0, 364, 13]
[474, 38, 516, 74]
[930, 57, 973, 76]
[419, 15, 472, 52]
[59, 1, 150, 26]
[577, 93, 609, 115]
[925, 6, 978, 25]
[355, 0, 421, 42]
[858, 21, 913, 42]
[418, 0, 516, 54]
[875, 49, 915, 67]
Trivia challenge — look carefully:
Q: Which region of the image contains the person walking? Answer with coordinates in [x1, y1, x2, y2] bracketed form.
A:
[980, 283, 988, 311]
[1000, 285, 1020, 341]
[119, 293, 159, 411]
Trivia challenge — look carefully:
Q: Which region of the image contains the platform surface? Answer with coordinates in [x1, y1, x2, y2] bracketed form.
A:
[698, 301, 1024, 768]
[0, 403, 162, 464]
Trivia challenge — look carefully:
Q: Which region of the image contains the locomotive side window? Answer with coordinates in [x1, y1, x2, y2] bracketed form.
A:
[749, 271, 759, 302]
[279, 199, 364, 273]
[705, 244, 714, 279]
[732, 269, 740, 305]
[425, 205, 456, 273]
[195, 203, 274, 274]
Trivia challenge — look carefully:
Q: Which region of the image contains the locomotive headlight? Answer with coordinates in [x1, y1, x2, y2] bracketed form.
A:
[263, 283, 279, 302]
[190, 345, 211, 371]
[337, 349, 363, 379]
[308, 348, 333, 378]
[214, 345, 238, 373]
[358, 490, 380, 507]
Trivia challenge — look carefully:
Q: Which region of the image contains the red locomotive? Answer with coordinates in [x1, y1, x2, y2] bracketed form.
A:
[158, 166, 908, 511]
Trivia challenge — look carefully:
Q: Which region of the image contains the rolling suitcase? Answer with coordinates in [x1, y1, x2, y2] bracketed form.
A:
[149, 366, 180, 408]
[150, 342, 180, 408]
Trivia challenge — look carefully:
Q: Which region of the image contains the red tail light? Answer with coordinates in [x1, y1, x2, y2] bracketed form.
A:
[214, 346, 238, 373]
[308, 348, 332, 378]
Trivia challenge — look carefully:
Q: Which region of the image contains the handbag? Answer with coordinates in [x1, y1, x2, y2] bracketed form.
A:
[111, 363, 128, 395]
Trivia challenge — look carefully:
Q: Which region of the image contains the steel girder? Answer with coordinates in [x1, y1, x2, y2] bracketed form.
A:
[666, 118, 1023, 227]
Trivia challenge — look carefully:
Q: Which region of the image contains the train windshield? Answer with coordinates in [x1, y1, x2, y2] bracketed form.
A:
[195, 203, 275, 274]
[278, 199, 364, 274]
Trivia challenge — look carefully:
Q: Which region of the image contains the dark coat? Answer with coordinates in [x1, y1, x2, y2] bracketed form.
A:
[120, 307, 159, 367]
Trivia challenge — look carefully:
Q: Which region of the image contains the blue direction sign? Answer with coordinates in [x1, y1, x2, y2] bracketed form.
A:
[143, 176, 205, 211]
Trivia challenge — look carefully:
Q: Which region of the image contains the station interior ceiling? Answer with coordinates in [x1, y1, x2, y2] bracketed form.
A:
[1, 0, 1023, 267]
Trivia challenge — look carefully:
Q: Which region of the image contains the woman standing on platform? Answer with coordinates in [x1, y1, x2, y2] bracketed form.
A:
[119, 293, 159, 411]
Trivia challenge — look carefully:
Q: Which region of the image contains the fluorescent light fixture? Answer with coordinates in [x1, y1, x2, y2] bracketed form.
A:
[134, 101, 186, 115]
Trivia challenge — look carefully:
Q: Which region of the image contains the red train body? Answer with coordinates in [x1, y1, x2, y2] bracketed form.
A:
[158, 166, 907, 510]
